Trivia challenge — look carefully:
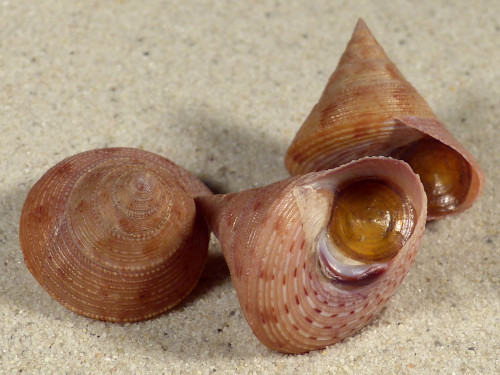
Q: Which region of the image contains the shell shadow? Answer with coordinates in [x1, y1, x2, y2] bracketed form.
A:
[144, 106, 290, 194]
[172, 245, 231, 308]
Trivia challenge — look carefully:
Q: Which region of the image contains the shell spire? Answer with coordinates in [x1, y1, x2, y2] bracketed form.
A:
[338, 18, 402, 72]
[197, 157, 427, 353]
[285, 18, 485, 220]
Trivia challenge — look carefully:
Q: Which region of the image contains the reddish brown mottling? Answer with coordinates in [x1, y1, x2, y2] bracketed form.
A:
[273, 221, 281, 231]
[34, 205, 47, 222]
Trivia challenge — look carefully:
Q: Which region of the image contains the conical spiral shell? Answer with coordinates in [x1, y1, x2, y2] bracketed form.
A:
[285, 19, 485, 220]
[19, 148, 211, 322]
[196, 157, 427, 353]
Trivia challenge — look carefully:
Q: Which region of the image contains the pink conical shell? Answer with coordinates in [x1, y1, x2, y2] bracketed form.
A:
[285, 19, 485, 220]
[197, 157, 427, 353]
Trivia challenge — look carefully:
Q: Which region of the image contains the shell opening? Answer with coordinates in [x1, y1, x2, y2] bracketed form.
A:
[328, 179, 416, 262]
[393, 137, 472, 217]
[319, 178, 416, 283]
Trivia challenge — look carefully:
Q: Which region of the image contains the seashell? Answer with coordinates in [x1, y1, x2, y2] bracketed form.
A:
[196, 157, 427, 353]
[19, 147, 211, 322]
[285, 19, 485, 220]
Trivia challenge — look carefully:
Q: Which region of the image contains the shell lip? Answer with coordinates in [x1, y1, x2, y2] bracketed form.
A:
[317, 230, 388, 287]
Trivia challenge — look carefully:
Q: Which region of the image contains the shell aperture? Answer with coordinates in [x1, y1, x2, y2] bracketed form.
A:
[392, 137, 472, 216]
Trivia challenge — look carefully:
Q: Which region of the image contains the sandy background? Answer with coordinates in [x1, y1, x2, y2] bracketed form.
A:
[1, 1, 498, 374]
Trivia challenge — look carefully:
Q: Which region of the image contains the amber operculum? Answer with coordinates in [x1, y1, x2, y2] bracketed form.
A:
[393, 137, 472, 217]
[319, 179, 416, 283]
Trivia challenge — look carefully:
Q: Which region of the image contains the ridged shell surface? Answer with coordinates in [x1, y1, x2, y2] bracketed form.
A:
[19, 147, 211, 322]
[196, 157, 426, 353]
[285, 19, 484, 219]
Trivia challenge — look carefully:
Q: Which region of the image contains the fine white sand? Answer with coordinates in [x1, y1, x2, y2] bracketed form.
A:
[1, 1, 498, 374]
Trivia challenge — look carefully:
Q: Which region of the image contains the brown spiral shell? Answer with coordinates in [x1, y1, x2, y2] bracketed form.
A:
[196, 157, 427, 353]
[19, 147, 211, 322]
[285, 19, 485, 220]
